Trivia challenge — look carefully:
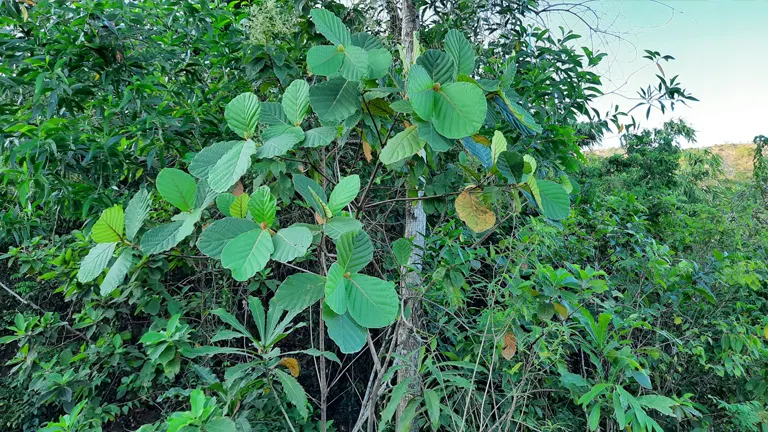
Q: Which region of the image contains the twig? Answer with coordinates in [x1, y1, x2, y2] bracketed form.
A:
[0, 280, 92, 343]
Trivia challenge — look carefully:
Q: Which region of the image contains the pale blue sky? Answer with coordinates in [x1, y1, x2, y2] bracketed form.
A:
[540, 0, 768, 147]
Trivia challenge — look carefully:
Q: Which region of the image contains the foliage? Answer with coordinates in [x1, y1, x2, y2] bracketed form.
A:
[2, 0, 766, 432]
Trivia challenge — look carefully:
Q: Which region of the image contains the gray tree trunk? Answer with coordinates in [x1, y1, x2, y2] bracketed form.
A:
[395, 1, 425, 429]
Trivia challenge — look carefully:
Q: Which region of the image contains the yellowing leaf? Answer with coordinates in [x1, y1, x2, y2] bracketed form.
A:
[553, 302, 568, 320]
[362, 140, 373, 162]
[455, 189, 495, 233]
[229, 193, 250, 218]
[279, 357, 300, 377]
[674, 317, 683, 325]
[502, 332, 517, 360]
[472, 134, 490, 145]
[764, 323, 768, 340]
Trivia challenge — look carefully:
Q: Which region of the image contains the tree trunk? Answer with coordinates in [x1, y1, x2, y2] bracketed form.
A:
[395, 1, 424, 429]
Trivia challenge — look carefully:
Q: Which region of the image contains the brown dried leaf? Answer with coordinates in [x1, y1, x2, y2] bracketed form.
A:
[232, 181, 244, 197]
[363, 140, 373, 163]
[553, 302, 568, 320]
[455, 189, 496, 233]
[472, 134, 490, 145]
[279, 357, 300, 377]
[502, 332, 517, 360]
[314, 212, 326, 225]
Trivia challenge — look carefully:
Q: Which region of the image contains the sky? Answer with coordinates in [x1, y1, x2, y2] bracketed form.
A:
[537, 0, 768, 148]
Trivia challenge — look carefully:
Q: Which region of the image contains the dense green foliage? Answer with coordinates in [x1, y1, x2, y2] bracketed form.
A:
[1, 1, 766, 432]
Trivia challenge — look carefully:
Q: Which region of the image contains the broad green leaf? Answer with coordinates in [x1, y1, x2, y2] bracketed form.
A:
[189, 141, 238, 180]
[309, 77, 361, 123]
[307, 45, 344, 77]
[406, 64, 435, 120]
[588, 404, 601, 431]
[216, 193, 236, 217]
[500, 58, 517, 88]
[340, 45, 369, 81]
[303, 126, 338, 148]
[195, 179, 218, 209]
[532, 179, 570, 220]
[577, 383, 611, 406]
[494, 93, 542, 136]
[310, 8, 352, 47]
[293, 174, 328, 217]
[206, 418, 237, 432]
[100, 248, 133, 295]
[392, 238, 412, 267]
[257, 126, 304, 158]
[328, 175, 360, 214]
[211, 308, 252, 339]
[416, 49, 457, 84]
[613, 391, 626, 428]
[423, 389, 441, 430]
[140, 221, 186, 255]
[497, 151, 524, 183]
[380, 126, 423, 165]
[637, 395, 676, 416]
[490, 131, 507, 165]
[225, 93, 261, 139]
[461, 137, 493, 169]
[351, 32, 383, 50]
[173, 208, 203, 241]
[397, 399, 419, 432]
[92, 205, 124, 243]
[272, 226, 313, 263]
[260, 102, 291, 126]
[390, 99, 413, 114]
[477, 78, 500, 92]
[273, 273, 326, 313]
[632, 371, 652, 389]
[208, 140, 257, 192]
[455, 189, 495, 233]
[190, 390, 205, 417]
[282, 80, 310, 125]
[197, 218, 258, 259]
[379, 379, 412, 431]
[323, 304, 367, 354]
[325, 216, 363, 240]
[367, 48, 392, 79]
[433, 82, 487, 139]
[523, 154, 537, 174]
[346, 274, 398, 328]
[444, 29, 475, 75]
[125, 189, 151, 241]
[221, 229, 274, 281]
[228, 193, 249, 218]
[337, 230, 373, 273]
[324, 262, 348, 314]
[157, 168, 197, 212]
[77, 242, 117, 283]
[273, 368, 309, 419]
[417, 120, 452, 152]
[248, 185, 277, 227]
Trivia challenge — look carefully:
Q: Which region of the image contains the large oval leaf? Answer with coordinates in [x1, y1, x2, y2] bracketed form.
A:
[406, 64, 435, 121]
[157, 168, 197, 212]
[282, 80, 311, 125]
[307, 45, 343, 77]
[208, 140, 257, 193]
[225, 93, 261, 139]
[273, 273, 326, 314]
[324, 262, 348, 314]
[221, 229, 274, 281]
[380, 126, 423, 165]
[140, 221, 186, 255]
[323, 304, 367, 354]
[77, 242, 117, 283]
[444, 30, 475, 75]
[248, 186, 277, 227]
[328, 175, 360, 215]
[197, 218, 258, 259]
[339, 45, 369, 81]
[310, 9, 352, 47]
[271, 226, 313, 263]
[433, 82, 487, 139]
[92, 205, 124, 243]
[346, 274, 398, 328]
[100, 248, 134, 296]
[336, 230, 373, 273]
[416, 50, 457, 85]
[533, 179, 571, 220]
[309, 78, 361, 123]
[189, 141, 238, 180]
